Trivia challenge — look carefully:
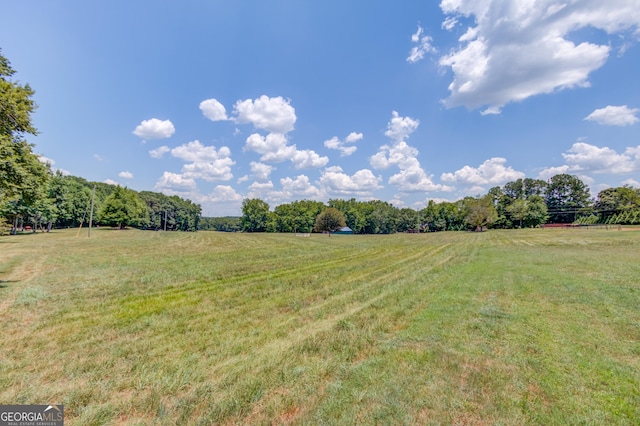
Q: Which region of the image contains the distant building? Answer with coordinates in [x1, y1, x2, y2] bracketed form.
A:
[334, 226, 353, 234]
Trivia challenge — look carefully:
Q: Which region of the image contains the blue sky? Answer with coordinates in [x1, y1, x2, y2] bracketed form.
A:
[2, 0, 639, 216]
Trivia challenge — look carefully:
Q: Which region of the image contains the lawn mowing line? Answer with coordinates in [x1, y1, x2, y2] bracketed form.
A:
[121, 242, 449, 321]
[47, 245, 399, 325]
[50, 243, 454, 359]
[201, 249, 463, 422]
[205, 244, 459, 380]
[202, 244, 455, 347]
[52, 243, 456, 379]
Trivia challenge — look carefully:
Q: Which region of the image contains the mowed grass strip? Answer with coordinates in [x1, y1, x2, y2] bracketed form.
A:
[0, 228, 638, 425]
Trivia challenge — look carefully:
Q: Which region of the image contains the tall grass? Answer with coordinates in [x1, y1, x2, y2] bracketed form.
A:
[0, 228, 638, 424]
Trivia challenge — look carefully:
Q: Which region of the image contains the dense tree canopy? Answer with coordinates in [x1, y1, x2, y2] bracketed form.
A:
[98, 186, 149, 229]
[0, 50, 52, 233]
[241, 198, 270, 232]
[545, 174, 592, 223]
[464, 196, 498, 231]
[0, 50, 37, 137]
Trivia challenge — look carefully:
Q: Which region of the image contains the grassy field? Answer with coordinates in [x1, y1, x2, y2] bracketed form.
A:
[1, 228, 639, 425]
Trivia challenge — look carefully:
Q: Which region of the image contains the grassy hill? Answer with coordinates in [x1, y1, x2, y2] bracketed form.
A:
[1, 229, 638, 424]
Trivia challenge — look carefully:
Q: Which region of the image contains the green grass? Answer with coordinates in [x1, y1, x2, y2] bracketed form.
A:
[1, 228, 639, 424]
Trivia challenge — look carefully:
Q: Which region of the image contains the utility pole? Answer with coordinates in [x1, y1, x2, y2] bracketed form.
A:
[88, 185, 96, 237]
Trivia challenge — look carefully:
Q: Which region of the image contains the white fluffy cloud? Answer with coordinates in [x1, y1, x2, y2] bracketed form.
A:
[537, 165, 570, 181]
[407, 25, 437, 63]
[250, 161, 274, 181]
[324, 132, 362, 157]
[118, 171, 133, 179]
[538, 142, 640, 180]
[133, 118, 175, 140]
[279, 175, 323, 199]
[244, 133, 296, 163]
[236, 96, 327, 169]
[385, 111, 419, 143]
[170, 140, 235, 182]
[207, 185, 242, 202]
[437, 0, 640, 113]
[585, 105, 640, 126]
[149, 145, 170, 159]
[233, 95, 296, 134]
[371, 112, 450, 193]
[622, 178, 640, 188]
[200, 98, 228, 121]
[566, 142, 638, 174]
[154, 172, 197, 192]
[441, 157, 525, 186]
[246, 180, 276, 200]
[319, 166, 382, 196]
[291, 149, 329, 169]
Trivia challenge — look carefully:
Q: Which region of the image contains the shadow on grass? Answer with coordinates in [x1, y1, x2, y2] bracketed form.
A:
[0, 280, 17, 288]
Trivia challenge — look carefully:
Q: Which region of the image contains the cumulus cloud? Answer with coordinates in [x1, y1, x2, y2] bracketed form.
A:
[207, 185, 243, 202]
[170, 140, 235, 182]
[244, 133, 296, 163]
[118, 171, 134, 179]
[246, 180, 276, 200]
[537, 165, 571, 181]
[371, 112, 450, 193]
[236, 97, 327, 169]
[346, 132, 364, 143]
[438, 1, 640, 113]
[250, 161, 274, 180]
[233, 95, 296, 134]
[278, 175, 323, 200]
[324, 132, 363, 157]
[291, 149, 329, 169]
[441, 157, 525, 186]
[564, 142, 639, 174]
[622, 178, 640, 188]
[585, 105, 640, 126]
[319, 166, 382, 196]
[385, 111, 419, 143]
[407, 24, 437, 63]
[154, 172, 197, 192]
[104, 179, 119, 186]
[200, 98, 228, 121]
[133, 118, 175, 141]
[149, 145, 171, 159]
[538, 142, 640, 180]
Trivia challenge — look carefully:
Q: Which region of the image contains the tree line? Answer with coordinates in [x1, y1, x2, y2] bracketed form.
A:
[0, 49, 201, 234]
[239, 175, 640, 233]
[3, 50, 639, 235]
[2, 172, 202, 233]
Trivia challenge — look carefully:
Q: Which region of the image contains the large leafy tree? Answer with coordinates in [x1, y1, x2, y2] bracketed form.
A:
[98, 186, 149, 229]
[1, 50, 51, 232]
[273, 200, 324, 233]
[0, 51, 37, 136]
[544, 174, 592, 223]
[241, 198, 270, 232]
[464, 196, 498, 231]
[314, 207, 346, 236]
